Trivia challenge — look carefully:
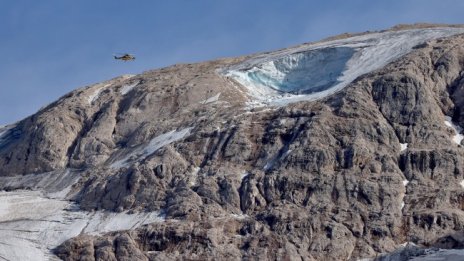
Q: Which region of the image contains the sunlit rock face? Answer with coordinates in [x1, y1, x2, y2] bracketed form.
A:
[4, 25, 464, 261]
[245, 47, 355, 94]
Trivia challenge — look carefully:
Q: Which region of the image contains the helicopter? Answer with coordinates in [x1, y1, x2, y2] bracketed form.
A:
[114, 53, 136, 61]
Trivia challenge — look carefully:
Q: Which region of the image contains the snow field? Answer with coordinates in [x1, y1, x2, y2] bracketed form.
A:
[0, 170, 165, 261]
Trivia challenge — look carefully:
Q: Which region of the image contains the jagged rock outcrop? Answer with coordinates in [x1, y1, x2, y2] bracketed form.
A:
[2, 24, 464, 260]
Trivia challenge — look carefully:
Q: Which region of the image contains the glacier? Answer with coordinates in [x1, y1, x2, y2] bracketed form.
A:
[244, 47, 355, 94]
[224, 27, 464, 106]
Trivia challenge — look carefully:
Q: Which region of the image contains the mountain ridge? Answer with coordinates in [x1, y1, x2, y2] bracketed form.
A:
[2, 24, 464, 260]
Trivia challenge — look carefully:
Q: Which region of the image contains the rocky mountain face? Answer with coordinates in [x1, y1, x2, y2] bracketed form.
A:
[2, 24, 464, 260]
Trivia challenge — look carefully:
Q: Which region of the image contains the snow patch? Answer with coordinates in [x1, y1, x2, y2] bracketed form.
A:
[121, 74, 136, 80]
[282, 149, 293, 158]
[200, 92, 221, 104]
[263, 160, 274, 171]
[224, 28, 464, 107]
[445, 119, 453, 128]
[111, 127, 193, 169]
[231, 213, 249, 220]
[401, 179, 409, 210]
[444, 116, 464, 145]
[88, 88, 103, 104]
[409, 249, 464, 261]
[400, 143, 408, 152]
[0, 126, 6, 138]
[0, 190, 164, 261]
[0, 124, 16, 146]
[120, 81, 141, 95]
[263, 140, 294, 171]
[189, 167, 200, 186]
[359, 242, 464, 261]
[399, 242, 417, 248]
[241, 171, 249, 180]
[0, 169, 80, 199]
[460, 180, 464, 189]
[403, 179, 409, 187]
[358, 242, 464, 261]
[88, 83, 111, 104]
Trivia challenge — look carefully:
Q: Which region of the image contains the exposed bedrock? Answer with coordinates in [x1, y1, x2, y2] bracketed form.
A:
[3, 28, 464, 260]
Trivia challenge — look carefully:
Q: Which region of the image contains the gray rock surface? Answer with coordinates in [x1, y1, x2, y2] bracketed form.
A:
[3, 24, 464, 260]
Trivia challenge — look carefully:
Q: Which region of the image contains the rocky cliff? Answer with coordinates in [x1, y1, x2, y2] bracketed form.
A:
[2, 24, 464, 260]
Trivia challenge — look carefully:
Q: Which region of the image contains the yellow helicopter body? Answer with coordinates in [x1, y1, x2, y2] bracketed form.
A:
[114, 54, 135, 61]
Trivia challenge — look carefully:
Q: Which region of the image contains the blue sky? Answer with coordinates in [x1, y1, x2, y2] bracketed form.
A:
[1, 0, 463, 125]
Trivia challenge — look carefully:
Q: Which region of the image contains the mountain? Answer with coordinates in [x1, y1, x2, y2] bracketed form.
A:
[2, 24, 464, 260]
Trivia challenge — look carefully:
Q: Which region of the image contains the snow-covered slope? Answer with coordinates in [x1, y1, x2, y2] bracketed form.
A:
[0, 170, 165, 260]
[224, 28, 464, 106]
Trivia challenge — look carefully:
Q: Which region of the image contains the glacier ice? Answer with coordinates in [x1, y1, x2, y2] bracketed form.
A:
[224, 28, 464, 106]
[245, 47, 355, 94]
